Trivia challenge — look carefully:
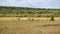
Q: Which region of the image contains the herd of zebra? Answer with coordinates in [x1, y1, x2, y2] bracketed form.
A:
[16, 17, 60, 27]
[17, 17, 37, 21]
[17, 17, 55, 21]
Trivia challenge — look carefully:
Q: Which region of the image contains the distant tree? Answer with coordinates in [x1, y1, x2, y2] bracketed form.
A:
[50, 16, 55, 21]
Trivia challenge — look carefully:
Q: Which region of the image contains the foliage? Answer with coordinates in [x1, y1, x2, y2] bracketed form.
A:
[0, 6, 60, 17]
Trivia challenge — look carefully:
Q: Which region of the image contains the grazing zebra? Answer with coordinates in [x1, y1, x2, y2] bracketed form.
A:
[28, 18, 34, 21]
[17, 17, 20, 21]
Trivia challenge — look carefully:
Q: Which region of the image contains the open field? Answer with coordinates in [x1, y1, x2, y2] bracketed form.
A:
[0, 17, 60, 21]
[0, 17, 60, 34]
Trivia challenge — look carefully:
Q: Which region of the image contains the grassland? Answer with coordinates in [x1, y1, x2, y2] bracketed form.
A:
[0, 17, 60, 34]
[0, 6, 60, 34]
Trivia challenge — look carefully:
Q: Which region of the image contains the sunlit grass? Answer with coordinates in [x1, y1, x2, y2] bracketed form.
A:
[0, 17, 60, 34]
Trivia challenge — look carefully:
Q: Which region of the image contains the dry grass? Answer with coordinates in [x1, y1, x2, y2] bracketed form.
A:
[0, 17, 60, 21]
[0, 17, 60, 34]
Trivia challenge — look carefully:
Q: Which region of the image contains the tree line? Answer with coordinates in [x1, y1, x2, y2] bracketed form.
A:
[0, 6, 60, 17]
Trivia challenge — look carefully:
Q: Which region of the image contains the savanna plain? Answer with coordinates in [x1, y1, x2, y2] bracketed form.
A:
[0, 17, 60, 34]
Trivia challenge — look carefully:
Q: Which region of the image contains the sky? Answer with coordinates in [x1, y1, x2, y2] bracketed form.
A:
[0, 0, 60, 8]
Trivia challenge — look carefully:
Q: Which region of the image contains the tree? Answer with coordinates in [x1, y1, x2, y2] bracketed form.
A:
[50, 16, 55, 21]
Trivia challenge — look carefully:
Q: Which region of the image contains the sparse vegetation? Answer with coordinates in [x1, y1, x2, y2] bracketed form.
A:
[0, 6, 60, 34]
[0, 6, 60, 17]
[0, 18, 60, 34]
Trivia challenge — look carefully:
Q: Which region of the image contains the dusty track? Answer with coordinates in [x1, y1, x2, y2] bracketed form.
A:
[41, 24, 60, 27]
